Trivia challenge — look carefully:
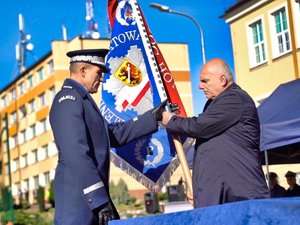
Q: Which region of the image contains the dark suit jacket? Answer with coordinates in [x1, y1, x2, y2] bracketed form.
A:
[166, 83, 270, 208]
[50, 78, 157, 225]
[286, 184, 300, 197]
[271, 184, 286, 198]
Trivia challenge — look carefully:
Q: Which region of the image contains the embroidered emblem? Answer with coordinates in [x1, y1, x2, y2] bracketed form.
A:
[116, 0, 136, 26]
[104, 46, 153, 114]
[115, 59, 142, 87]
[58, 95, 76, 103]
[134, 138, 164, 167]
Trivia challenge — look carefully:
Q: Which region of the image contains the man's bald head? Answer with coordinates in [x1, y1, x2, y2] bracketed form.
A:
[199, 58, 234, 100]
[202, 58, 234, 83]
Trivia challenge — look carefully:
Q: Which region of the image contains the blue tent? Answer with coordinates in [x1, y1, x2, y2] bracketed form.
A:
[257, 79, 300, 151]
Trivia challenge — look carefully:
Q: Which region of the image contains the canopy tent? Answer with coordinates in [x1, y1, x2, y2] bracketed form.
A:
[257, 79, 300, 165]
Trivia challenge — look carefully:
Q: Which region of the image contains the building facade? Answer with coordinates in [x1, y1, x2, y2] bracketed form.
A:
[0, 36, 193, 203]
[222, 0, 300, 187]
[223, 0, 300, 103]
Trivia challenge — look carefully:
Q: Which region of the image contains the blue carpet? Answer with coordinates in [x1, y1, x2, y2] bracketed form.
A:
[109, 197, 300, 225]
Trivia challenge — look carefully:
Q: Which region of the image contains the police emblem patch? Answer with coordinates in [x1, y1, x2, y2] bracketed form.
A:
[58, 95, 76, 103]
[116, 0, 136, 26]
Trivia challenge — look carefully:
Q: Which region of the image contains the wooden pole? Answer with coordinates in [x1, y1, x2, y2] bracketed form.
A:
[173, 135, 193, 196]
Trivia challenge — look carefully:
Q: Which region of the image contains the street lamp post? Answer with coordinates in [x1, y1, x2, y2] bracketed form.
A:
[150, 3, 206, 64]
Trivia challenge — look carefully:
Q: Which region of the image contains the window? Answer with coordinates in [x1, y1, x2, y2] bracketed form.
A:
[41, 119, 47, 133]
[1, 95, 7, 107]
[27, 150, 37, 165]
[33, 175, 39, 190]
[39, 93, 46, 107]
[37, 147, 46, 161]
[247, 17, 267, 67]
[252, 21, 266, 63]
[275, 9, 290, 53]
[38, 68, 44, 81]
[19, 129, 26, 144]
[29, 99, 35, 113]
[10, 111, 17, 124]
[44, 144, 49, 158]
[269, 4, 291, 57]
[28, 75, 34, 88]
[30, 124, 36, 138]
[10, 134, 18, 149]
[19, 154, 28, 168]
[23, 154, 28, 168]
[32, 149, 38, 163]
[11, 158, 19, 172]
[44, 172, 50, 187]
[46, 117, 51, 130]
[48, 142, 58, 156]
[22, 179, 29, 193]
[50, 86, 56, 100]
[48, 60, 54, 75]
[19, 105, 26, 119]
[10, 88, 16, 101]
[19, 82, 25, 95]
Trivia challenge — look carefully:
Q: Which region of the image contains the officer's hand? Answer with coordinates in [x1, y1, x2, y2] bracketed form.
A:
[152, 100, 168, 121]
[96, 202, 116, 225]
[169, 103, 180, 114]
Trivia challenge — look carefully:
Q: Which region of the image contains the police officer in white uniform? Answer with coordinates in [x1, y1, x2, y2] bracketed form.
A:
[50, 49, 167, 225]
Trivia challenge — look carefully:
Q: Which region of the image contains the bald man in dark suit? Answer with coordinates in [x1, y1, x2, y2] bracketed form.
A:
[162, 58, 270, 208]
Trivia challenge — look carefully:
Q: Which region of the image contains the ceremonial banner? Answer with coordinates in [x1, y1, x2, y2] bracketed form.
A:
[102, 0, 191, 191]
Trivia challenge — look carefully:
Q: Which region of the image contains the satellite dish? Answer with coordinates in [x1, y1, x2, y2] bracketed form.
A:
[91, 32, 100, 39]
[26, 43, 34, 51]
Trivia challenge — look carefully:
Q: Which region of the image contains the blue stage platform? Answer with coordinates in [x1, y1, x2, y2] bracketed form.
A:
[109, 197, 300, 225]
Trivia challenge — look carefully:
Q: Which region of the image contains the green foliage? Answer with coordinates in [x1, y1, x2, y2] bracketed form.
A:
[158, 192, 168, 201]
[1, 187, 11, 210]
[37, 186, 45, 212]
[13, 209, 53, 225]
[48, 180, 55, 208]
[0, 187, 14, 223]
[109, 179, 135, 205]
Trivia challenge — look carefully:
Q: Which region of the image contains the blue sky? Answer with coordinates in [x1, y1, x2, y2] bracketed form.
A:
[0, 0, 236, 115]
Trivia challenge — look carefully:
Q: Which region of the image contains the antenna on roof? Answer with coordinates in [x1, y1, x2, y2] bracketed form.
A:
[84, 0, 100, 39]
[62, 24, 68, 41]
[15, 13, 34, 74]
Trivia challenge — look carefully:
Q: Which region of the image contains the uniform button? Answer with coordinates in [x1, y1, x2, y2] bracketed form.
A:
[88, 198, 92, 203]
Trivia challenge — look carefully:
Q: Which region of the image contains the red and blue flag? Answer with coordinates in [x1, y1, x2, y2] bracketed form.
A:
[101, 0, 191, 191]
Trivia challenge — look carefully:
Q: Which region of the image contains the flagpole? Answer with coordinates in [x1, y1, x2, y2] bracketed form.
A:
[172, 136, 193, 198]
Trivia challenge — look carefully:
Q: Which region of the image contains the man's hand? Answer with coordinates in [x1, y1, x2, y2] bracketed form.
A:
[96, 202, 117, 225]
[169, 103, 180, 114]
[152, 100, 168, 121]
[162, 111, 175, 125]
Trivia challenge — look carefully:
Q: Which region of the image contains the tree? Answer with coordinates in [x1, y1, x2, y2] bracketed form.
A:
[109, 179, 132, 205]
[117, 179, 130, 204]
[37, 186, 45, 212]
[48, 180, 55, 208]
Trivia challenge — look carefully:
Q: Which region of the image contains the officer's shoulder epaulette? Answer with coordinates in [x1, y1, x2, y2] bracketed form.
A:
[62, 85, 73, 89]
